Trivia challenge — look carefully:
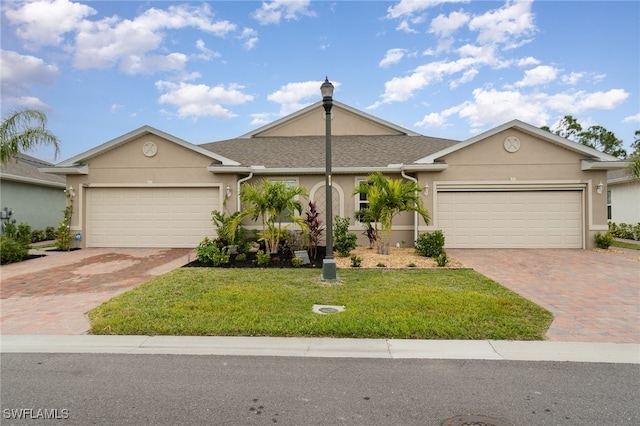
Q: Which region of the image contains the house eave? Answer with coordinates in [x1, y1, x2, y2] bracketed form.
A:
[580, 160, 629, 171]
[207, 163, 448, 175]
[39, 165, 89, 175]
[0, 173, 66, 188]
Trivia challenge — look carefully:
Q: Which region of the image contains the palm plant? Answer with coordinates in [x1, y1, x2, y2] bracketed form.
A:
[230, 179, 308, 254]
[1, 109, 60, 164]
[353, 172, 430, 254]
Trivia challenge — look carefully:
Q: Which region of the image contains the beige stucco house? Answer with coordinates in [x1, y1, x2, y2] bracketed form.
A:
[42, 101, 626, 249]
[607, 169, 640, 224]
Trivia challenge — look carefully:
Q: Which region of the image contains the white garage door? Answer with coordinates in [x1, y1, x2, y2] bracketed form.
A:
[87, 187, 219, 248]
[437, 191, 583, 248]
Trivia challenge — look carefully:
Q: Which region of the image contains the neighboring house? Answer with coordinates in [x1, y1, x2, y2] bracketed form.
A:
[42, 101, 626, 249]
[607, 169, 640, 224]
[0, 153, 66, 231]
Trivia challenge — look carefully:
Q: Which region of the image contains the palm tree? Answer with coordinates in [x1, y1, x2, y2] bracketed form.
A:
[0, 109, 60, 164]
[353, 172, 430, 254]
[231, 179, 308, 253]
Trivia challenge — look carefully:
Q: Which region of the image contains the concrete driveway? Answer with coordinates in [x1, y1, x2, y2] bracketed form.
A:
[448, 248, 640, 343]
[1, 247, 638, 343]
[1, 248, 193, 334]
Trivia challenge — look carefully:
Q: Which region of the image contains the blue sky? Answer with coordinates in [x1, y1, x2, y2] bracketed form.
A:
[2, 0, 639, 162]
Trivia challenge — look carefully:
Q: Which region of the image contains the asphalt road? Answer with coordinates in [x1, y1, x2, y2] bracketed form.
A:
[1, 354, 638, 425]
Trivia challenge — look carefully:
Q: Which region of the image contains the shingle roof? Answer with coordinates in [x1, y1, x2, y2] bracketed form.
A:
[0, 153, 66, 185]
[199, 135, 460, 168]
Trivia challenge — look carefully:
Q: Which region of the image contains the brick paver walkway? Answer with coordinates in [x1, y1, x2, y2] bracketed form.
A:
[448, 248, 640, 343]
[1, 248, 193, 334]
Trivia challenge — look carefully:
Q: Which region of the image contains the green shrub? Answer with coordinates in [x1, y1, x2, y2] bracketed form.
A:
[376, 262, 387, 268]
[195, 238, 230, 266]
[608, 222, 640, 241]
[235, 253, 247, 261]
[3, 222, 17, 239]
[436, 251, 450, 267]
[45, 226, 56, 241]
[415, 230, 445, 257]
[256, 250, 271, 267]
[407, 262, 416, 268]
[350, 255, 362, 267]
[291, 257, 304, 268]
[55, 203, 73, 251]
[333, 216, 357, 257]
[0, 235, 30, 264]
[594, 232, 614, 249]
[31, 229, 46, 243]
[16, 223, 32, 246]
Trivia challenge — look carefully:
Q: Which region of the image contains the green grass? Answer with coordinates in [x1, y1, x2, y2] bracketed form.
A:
[88, 269, 553, 340]
[611, 240, 640, 250]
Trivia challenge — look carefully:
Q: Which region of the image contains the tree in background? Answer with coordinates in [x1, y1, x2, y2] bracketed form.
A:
[628, 130, 640, 179]
[0, 109, 60, 164]
[541, 115, 627, 159]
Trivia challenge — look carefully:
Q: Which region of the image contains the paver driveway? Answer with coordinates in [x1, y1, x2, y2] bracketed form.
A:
[1, 248, 193, 334]
[448, 248, 640, 343]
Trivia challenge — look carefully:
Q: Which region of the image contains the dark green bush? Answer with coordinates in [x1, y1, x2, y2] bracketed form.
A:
[608, 222, 640, 241]
[333, 216, 357, 257]
[256, 249, 271, 267]
[415, 230, 445, 257]
[16, 223, 32, 247]
[45, 226, 56, 241]
[195, 238, 230, 266]
[0, 235, 30, 264]
[594, 232, 614, 249]
[31, 229, 46, 243]
[3, 222, 17, 239]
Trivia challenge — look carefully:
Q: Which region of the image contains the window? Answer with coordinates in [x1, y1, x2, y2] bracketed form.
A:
[607, 190, 612, 220]
[355, 178, 371, 222]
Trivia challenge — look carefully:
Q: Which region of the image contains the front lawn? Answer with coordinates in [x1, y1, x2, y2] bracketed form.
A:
[88, 269, 553, 340]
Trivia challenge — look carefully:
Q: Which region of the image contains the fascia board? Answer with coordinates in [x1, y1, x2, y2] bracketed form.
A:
[39, 165, 89, 175]
[581, 160, 629, 171]
[208, 164, 448, 175]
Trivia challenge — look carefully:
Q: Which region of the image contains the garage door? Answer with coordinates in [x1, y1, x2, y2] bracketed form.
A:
[87, 187, 219, 248]
[437, 191, 583, 248]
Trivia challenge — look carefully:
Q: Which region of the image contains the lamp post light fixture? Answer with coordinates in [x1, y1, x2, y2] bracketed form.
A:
[321, 77, 337, 280]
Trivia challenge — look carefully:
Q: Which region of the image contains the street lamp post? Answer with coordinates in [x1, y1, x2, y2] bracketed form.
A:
[321, 77, 337, 280]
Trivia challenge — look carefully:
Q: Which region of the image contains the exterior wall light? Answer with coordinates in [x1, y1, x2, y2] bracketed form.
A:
[225, 185, 232, 198]
[66, 186, 75, 198]
[423, 183, 430, 196]
[596, 181, 604, 195]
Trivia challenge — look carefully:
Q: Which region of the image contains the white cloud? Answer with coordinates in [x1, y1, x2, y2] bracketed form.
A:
[0, 50, 59, 110]
[415, 112, 448, 128]
[194, 40, 220, 61]
[468, 0, 536, 48]
[516, 57, 540, 67]
[561, 71, 584, 85]
[73, 4, 236, 73]
[250, 112, 273, 126]
[386, 0, 468, 19]
[239, 28, 259, 50]
[429, 10, 470, 38]
[623, 113, 640, 123]
[514, 65, 558, 87]
[4, 0, 96, 47]
[156, 81, 254, 119]
[267, 80, 328, 115]
[546, 89, 629, 113]
[252, 0, 315, 25]
[379, 49, 407, 68]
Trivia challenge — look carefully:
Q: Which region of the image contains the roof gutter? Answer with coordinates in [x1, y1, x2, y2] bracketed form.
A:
[207, 163, 448, 175]
[39, 165, 89, 175]
[581, 160, 629, 171]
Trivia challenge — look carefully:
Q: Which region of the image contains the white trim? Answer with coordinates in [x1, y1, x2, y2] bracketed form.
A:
[39, 165, 88, 175]
[82, 183, 221, 188]
[208, 164, 448, 175]
[581, 160, 629, 171]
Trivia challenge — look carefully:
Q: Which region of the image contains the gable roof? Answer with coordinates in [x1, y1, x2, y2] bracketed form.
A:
[0, 153, 65, 187]
[53, 125, 240, 170]
[415, 119, 625, 167]
[240, 100, 421, 138]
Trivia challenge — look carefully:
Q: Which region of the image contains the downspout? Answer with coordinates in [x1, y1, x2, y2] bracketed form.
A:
[236, 172, 253, 212]
[401, 167, 419, 244]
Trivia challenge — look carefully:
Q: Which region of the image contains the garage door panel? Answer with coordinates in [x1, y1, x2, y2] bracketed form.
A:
[437, 191, 582, 248]
[88, 187, 218, 248]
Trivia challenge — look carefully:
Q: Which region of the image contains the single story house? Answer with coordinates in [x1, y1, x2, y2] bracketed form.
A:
[1, 153, 66, 231]
[607, 168, 640, 224]
[42, 101, 626, 249]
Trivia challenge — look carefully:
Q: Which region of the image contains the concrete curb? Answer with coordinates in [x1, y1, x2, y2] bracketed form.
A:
[1, 335, 638, 364]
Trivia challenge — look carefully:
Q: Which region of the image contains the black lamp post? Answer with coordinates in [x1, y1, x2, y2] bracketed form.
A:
[321, 77, 337, 280]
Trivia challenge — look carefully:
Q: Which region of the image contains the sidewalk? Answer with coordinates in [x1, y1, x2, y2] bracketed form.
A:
[1, 335, 638, 364]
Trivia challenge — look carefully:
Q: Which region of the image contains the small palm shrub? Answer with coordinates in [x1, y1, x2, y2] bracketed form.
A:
[350, 255, 362, 267]
[415, 230, 445, 258]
